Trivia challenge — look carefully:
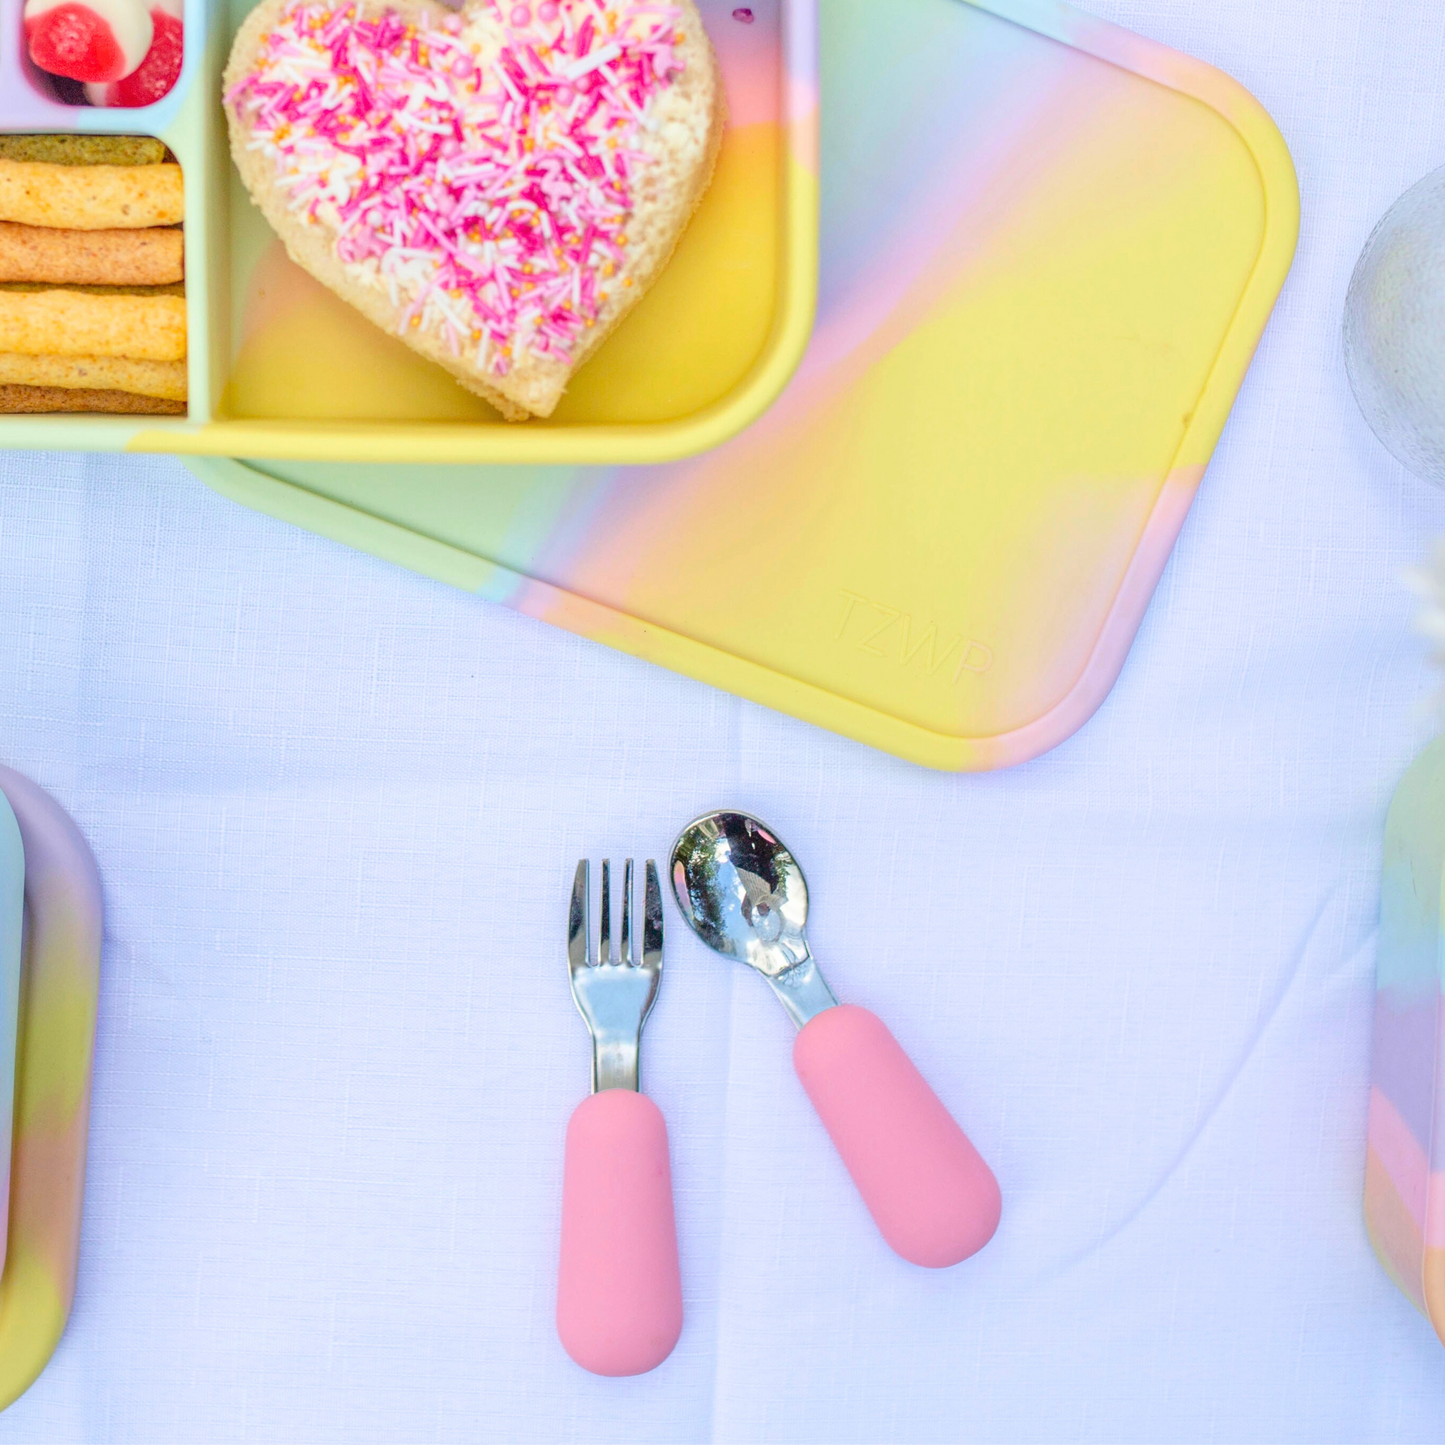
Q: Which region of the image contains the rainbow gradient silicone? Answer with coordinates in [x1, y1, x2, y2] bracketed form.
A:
[0, 0, 817, 464]
[1367, 737, 1445, 1343]
[0, 795, 21, 1280]
[794, 1005, 1000, 1269]
[556, 1090, 683, 1377]
[183, 0, 1298, 771]
[0, 765, 103, 1411]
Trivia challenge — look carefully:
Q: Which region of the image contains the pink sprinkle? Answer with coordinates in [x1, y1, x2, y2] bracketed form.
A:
[228, 0, 688, 377]
[732, 6, 754, 21]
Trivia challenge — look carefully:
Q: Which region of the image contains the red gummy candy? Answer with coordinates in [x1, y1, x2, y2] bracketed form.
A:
[106, 8, 182, 106]
[26, 5, 125, 82]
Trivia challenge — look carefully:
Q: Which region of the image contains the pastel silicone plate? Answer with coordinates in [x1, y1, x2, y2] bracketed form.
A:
[186, 0, 1298, 771]
[0, 792, 21, 1280]
[1369, 736, 1445, 1345]
[0, 766, 102, 1411]
[0, 0, 819, 464]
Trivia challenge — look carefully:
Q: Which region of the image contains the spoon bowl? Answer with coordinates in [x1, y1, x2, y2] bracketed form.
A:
[670, 811, 811, 979]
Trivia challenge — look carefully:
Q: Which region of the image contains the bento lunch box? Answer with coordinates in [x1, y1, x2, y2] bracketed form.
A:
[0, 0, 818, 464]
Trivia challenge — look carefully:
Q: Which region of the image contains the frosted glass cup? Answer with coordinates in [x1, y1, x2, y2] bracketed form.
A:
[1345, 165, 1445, 485]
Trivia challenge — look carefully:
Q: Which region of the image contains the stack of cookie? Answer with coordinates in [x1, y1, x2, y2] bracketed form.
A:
[0, 135, 186, 415]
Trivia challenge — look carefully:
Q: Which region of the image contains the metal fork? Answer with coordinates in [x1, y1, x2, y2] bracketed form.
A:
[567, 859, 663, 1092]
[558, 856, 680, 1376]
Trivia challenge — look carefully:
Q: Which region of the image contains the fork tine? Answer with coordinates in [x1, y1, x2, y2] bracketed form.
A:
[620, 859, 634, 965]
[599, 859, 611, 965]
[643, 859, 663, 967]
[568, 860, 590, 968]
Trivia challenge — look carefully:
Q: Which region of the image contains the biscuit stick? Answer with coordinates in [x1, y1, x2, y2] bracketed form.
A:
[0, 352, 186, 401]
[0, 160, 184, 230]
[0, 222, 183, 286]
[0, 135, 169, 167]
[0, 385, 185, 415]
[0, 290, 186, 361]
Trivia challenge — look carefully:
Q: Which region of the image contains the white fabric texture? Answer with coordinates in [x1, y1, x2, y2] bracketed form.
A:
[2, 1, 1445, 1440]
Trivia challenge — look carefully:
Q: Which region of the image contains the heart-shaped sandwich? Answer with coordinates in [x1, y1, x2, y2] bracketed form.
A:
[224, 0, 723, 420]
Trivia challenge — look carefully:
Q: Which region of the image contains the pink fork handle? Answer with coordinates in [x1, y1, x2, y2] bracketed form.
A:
[556, 1089, 683, 1376]
[793, 1005, 1001, 1268]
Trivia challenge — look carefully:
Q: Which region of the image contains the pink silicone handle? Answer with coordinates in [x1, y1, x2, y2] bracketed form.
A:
[793, 1005, 1001, 1268]
[556, 1090, 683, 1376]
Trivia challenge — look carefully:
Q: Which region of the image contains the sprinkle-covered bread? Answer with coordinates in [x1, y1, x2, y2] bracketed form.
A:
[225, 0, 724, 420]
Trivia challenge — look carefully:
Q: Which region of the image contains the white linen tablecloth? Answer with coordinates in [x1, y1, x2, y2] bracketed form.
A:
[3, 1, 1445, 1439]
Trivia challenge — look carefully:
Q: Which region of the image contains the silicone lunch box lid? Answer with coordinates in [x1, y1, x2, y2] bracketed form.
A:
[186, 0, 1299, 771]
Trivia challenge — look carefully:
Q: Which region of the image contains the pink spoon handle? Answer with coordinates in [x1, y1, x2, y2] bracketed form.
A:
[556, 1089, 683, 1376]
[793, 1004, 1001, 1268]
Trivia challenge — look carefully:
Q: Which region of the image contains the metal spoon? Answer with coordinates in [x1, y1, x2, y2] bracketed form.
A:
[671, 811, 1001, 1269]
[668, 809, 836, 1027]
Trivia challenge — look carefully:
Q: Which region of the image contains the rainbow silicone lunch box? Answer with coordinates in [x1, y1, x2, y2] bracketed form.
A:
[1369, 736, 1445, 1343]
[4, 0, 1298, 774]
[0, 0, 818, 464]
[187, 0, 1297, 772]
